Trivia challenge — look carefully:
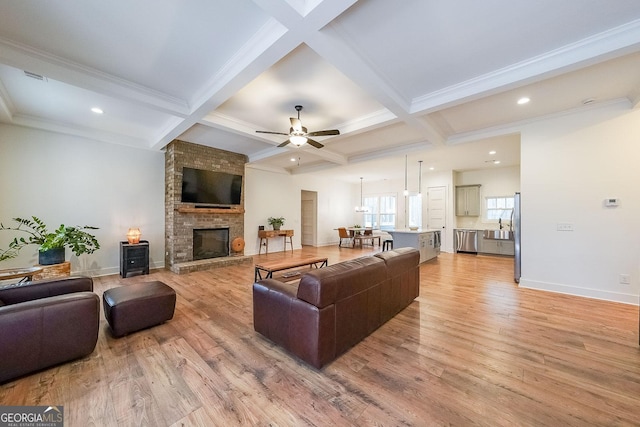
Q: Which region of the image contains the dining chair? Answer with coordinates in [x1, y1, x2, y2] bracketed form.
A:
[338, 227, 353, 247]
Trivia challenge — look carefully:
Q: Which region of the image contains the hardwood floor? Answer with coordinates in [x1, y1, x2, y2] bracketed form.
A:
[1, 246, 639, 426]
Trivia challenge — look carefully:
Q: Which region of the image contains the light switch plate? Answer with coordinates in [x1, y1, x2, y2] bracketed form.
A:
[557, 223, 574, 231]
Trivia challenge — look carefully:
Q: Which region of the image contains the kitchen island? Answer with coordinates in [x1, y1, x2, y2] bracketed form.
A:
[387, 229, 441, 263]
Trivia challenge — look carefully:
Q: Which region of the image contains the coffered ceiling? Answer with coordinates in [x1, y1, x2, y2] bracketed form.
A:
[1, 0, 640, 182]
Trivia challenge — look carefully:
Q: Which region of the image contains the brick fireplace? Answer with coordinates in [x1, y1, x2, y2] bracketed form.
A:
[165, 140, 252, 274]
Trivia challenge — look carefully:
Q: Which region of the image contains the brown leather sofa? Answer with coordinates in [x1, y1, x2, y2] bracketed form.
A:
[0, 276, 99, 383]
[253, 247, 420, 368]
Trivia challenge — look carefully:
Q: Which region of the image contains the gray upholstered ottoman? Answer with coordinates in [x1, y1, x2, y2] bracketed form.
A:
[103, 281, 176, 337]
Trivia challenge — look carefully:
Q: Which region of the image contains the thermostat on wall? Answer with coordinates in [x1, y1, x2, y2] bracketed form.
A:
[604, 198, 619, 207]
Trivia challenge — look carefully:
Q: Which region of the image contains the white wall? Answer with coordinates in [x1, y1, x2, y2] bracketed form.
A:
[519, 101, 640, 304]
[0, 124, 165, 275]
[243, 166, 352, 254]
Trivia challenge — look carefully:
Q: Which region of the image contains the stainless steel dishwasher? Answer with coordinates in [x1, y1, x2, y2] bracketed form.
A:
[455, 229, 478, 254]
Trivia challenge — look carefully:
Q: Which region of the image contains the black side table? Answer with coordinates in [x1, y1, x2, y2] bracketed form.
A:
[120, 240, 149, 278]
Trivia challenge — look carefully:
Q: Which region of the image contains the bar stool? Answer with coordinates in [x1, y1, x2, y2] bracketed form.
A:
[382, 239, 393, 251]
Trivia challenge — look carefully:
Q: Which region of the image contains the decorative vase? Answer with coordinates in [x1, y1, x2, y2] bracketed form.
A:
[273, 224, 281, 230]
[38, 247, 65, 265]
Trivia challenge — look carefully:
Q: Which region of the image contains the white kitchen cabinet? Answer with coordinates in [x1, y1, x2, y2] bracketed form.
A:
[479, 238, 514, 256]
[455, 185, 481, 216]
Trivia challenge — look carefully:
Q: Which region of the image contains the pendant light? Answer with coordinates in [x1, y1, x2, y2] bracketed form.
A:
[418, 160, 423, 198]
[403, 155, 409, 196]
[355, 177, 368, 212]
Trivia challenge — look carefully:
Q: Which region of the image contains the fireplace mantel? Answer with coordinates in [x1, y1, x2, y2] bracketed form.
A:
[177, 206, 245, 214]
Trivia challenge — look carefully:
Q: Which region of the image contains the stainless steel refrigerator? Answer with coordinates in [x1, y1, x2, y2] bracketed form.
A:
[514, 192, 521, 283]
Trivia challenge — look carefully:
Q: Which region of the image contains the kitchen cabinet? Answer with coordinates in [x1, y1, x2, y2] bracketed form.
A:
[387, 229, 440, 263]
[456, 185, 481, 216]
[479, 238, 514, 256]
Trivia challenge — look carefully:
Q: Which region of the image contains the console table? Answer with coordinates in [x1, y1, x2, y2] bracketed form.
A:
[258, 229, 293, 254]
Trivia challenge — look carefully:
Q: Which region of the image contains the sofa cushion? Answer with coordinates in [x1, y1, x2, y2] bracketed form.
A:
[0, 276, 93, 305]
[297, 255, 386, 308]
[374, 247, 421, 277]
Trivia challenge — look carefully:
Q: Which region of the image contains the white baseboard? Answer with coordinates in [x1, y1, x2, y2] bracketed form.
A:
[519, 278, 638, 305]
[74, 261, 165, 278]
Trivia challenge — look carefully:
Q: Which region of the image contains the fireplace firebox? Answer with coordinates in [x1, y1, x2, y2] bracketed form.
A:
[193, 228, 229, 260]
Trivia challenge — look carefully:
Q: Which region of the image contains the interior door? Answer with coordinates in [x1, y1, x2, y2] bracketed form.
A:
[427, 186, 447, 250]
[300, 190, 317, 246]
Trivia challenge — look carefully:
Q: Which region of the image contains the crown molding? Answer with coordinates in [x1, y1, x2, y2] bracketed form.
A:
[0, 37, 190, 117]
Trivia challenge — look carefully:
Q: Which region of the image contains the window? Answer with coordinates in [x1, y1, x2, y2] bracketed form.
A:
[407, 194, 422, 228]
[363, 195, 396, 230]
[485, 196, 514, 221]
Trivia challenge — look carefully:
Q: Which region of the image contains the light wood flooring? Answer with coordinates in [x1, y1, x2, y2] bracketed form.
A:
[1, 246, 639, 426]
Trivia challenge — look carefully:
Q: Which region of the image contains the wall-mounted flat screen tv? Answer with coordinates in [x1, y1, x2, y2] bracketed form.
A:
[181, 167, 242, 206]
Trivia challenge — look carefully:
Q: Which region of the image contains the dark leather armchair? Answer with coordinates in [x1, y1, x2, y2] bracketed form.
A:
[0, 276, 99, 383]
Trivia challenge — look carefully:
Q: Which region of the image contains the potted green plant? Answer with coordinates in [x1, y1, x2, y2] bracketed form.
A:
[267, 216, 285, 231]
[0, 216, 100, 265]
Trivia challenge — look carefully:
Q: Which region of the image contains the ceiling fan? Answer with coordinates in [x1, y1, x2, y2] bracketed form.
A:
[256, 105, 340, 149]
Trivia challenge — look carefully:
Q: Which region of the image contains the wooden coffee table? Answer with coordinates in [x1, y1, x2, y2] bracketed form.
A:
[254, 256, 328, 282]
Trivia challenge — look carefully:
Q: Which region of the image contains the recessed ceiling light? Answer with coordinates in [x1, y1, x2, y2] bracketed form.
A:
[91, 107, 104, 114]
[494, 160, 501, 164]
[290, 157, 296, 162]
[517, 97, 530, 105]
[429, 167, 435, 171]
[489, 150, 496, 155]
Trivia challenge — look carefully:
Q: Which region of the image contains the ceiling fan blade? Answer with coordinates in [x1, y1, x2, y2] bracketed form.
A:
[290, 118, 303, 132]
[306, 138, 324, 149]
[256, 130, 289, 136]
[307, 129, 340, 137]
[277, 140, 291, 148]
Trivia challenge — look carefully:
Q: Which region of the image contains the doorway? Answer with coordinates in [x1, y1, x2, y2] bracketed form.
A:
[301, 190, 317, 246]
[427, 186, 447, 250]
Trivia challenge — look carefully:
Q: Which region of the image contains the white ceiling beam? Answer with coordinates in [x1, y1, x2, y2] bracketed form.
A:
[155, 0, 358, 153]
[152, 18, 299, 150]
[347, 141, 431, 164]
[11, 113, 151, 149]
[306, 25, 446, 145]
[447, 98, 630, 145]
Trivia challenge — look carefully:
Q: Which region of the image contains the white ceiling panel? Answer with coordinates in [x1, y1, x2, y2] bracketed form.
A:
[332, 0, 640, 102]
[217, 44, 387, 133]
[0, 0, 270, 100]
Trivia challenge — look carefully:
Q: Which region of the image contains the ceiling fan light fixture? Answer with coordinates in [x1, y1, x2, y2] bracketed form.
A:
[290, 135, 307, 146]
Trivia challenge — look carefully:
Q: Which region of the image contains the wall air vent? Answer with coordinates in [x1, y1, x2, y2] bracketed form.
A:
[23, 70, 48, 82]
